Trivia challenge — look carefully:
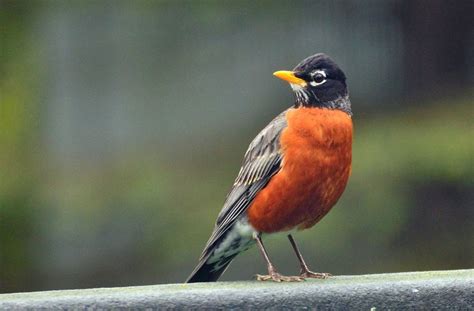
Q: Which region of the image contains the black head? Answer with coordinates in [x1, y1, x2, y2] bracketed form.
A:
[274, 53, 351, 115]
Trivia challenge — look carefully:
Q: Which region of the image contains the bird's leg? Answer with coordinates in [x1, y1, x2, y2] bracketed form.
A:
[254, 234, 303, 282]
[287, 234, 331, 279]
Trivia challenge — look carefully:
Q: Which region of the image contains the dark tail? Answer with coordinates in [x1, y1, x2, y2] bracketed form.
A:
[186, 256, 234, 283]
[186, 224, 255, 283]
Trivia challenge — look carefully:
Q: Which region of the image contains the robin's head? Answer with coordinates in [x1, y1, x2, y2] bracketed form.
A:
[274, 53, 351, 114]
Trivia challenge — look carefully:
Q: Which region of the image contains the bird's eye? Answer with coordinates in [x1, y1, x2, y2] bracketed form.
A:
[313, 73, 325, 83]
[309, 70, 327, 86]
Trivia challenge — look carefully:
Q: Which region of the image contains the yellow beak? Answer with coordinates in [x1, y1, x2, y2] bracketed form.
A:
[273, 70, 307, 86]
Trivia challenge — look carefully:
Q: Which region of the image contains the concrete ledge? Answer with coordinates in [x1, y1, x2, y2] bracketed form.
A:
[1, 269, 472, 310]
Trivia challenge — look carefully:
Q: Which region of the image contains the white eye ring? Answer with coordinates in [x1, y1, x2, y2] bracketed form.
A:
[309, 70, 327, 86]
[310, 70, 326, 78]
[309, 80, 325, 86]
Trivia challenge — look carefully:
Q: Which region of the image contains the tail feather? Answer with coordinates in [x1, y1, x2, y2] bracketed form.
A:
[186, 256, 234, 283]
[186, 220, 257, 283]
[186, 236, 255, 282]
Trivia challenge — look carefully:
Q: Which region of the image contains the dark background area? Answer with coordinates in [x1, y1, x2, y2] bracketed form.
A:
[0, 0, 472, 293]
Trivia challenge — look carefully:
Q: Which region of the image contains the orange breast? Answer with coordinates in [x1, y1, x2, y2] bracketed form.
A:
[247, 107, 353, 233]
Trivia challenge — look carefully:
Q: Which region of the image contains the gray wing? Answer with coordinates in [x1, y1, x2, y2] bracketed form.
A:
[199, 110, 288, 260]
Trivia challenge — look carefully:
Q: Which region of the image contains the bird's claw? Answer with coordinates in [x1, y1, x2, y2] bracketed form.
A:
[300, 271, 332, 279]
[256, 273, 304, 282]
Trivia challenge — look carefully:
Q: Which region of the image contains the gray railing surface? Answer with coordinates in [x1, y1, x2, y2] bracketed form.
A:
[1, 269, 472, 310]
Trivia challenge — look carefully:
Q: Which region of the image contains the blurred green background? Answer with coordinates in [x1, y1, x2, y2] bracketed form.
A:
[0, 0, 473, 293]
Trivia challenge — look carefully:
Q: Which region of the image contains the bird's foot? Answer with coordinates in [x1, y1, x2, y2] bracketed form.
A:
[256, 272, 304, 282]
[300, 271, 332, 279]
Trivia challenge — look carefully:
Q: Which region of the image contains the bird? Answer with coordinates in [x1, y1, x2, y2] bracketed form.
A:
[186, 53, 352, 283]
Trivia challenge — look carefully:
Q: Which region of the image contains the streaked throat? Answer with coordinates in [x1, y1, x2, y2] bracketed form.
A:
[290, 84, 352, 116]
[290, 83, 310, 107]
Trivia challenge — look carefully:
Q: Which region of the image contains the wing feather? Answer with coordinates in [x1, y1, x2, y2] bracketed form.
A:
[198, 110, 288, 260]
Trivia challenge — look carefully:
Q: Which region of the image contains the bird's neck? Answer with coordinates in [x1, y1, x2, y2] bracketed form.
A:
[294, 93, 352, 116]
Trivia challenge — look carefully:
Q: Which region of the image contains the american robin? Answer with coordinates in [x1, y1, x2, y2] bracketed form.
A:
[186, 53, 352, 282]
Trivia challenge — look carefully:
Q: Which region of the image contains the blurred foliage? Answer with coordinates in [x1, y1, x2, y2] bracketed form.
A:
[0, 1, 40, 292]
[0, 0, 473, 293]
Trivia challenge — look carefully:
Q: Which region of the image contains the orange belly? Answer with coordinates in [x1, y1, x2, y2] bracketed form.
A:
[247, 107, 353, 233]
